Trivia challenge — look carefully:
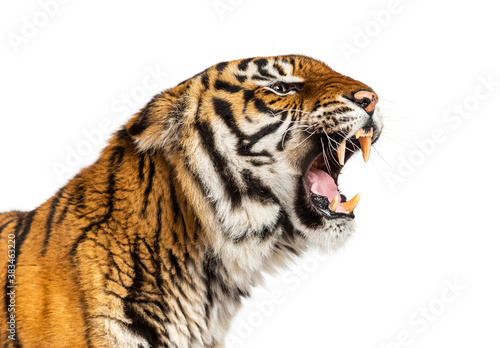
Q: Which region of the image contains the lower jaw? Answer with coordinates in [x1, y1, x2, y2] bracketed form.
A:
[293, 181, 354, 231]
[310, 193, 355, 220]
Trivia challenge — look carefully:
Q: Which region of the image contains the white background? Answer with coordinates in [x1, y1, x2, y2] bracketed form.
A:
[1, 1, 499, 347]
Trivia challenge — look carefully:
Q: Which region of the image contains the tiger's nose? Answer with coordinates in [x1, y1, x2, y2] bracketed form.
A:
[352, 90, 378, 116]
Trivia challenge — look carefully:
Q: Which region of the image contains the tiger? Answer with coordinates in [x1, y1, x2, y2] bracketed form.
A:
[0, 55, 382, 347]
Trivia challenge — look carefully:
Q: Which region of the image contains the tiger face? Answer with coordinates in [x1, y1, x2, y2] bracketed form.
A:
[127, 55, 382, 263]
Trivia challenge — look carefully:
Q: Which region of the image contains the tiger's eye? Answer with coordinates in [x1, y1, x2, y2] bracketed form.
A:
[274, 83, 286, 93]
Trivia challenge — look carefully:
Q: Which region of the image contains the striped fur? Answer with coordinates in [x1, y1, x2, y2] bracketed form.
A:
[0, 55, 382, 347]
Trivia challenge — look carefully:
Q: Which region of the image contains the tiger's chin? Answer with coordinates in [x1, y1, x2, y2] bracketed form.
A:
[304, 218, 358, 251]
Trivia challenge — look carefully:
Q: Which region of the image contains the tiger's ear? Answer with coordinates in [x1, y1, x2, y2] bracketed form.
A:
[125, 82, 189, 152]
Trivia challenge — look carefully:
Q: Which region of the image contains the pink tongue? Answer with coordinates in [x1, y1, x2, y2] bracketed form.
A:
[306, 167, 339, 202]
[305, 167, 346, 213]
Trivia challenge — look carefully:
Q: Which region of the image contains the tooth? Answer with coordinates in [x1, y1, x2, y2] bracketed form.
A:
[358, 135, 372, 163]
[355, 129, 362, 139]
[337, 140, 346, 165]
[339, 193, 361, 213]
[312, 161, 318, 168]
[329, 195, 339, 212]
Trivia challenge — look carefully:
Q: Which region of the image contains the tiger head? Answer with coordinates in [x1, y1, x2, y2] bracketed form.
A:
[126, 55, 382, 268]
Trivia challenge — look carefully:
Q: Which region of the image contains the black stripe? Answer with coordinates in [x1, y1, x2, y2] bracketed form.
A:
[212, 96, 283, 158]
[237, 58, 252, 71]
[0, 218, 16, 237]
[201, 72, 210, 89]
[116, 128, 130, 141]
[105, 146, 126, 217]
[123, 303, 161, 347]
[212, 97, 244, 138]
[167, 250, 184, 280]
[194, 116, 242, 207]
[279, 208, 305, 242]
[203, 253, 247, 302]
[17, 210, 36, 256]
[273, 62, 286, 76]
[72, 146, 125, 254]
[215, 61, 228, 72]
[138, 153, 146, 183]
[168, 174, 184, 249]
[247, 117, 286, 145]
[253, 58, 276, 79]
[235, 74, 247, 83]
[241, 169, 280, 205]
[56, 202, 69, 224]
[42, 188, 65, 255]
[257, 69, 276, 79]
[128, 94, 161, 137]
[294, 179, 324, 229]
[253, 97, 275, 115]
[73, 181, 87, 213]
[124, 238, 168, 347]
[251, 74, 270, 81]
[169, 172, 180, 222]
[214, 79, 242, 93]
[153, 197, 164, 294]
[142, 157, 156, 216]
[128, 110, 150, 137]
[182, 149, 213, 212]
[243, 89, 254, 105]
[239, 110, 288, 157]
[253, 58, 268, 68]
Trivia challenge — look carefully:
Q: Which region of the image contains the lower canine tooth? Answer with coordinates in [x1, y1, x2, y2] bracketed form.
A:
[339, 193, 361, 213]
[358, 135, 372, 163]
[329, 195, 339, 212]
[337, 140, 346, 165]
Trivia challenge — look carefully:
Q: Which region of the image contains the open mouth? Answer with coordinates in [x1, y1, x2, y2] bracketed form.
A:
[304, 128, 373, 219]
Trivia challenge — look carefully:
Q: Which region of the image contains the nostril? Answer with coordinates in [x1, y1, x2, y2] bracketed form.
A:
[358, 97, 372, 109]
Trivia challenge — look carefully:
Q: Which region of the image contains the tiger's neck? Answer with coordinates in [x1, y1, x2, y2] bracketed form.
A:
[53, 131, 255, 346]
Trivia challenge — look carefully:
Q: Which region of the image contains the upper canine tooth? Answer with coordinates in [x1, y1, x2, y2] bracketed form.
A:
[358, 135, 372, 163]
[337, 140, 346, 165]
[339, 193, 361, 213]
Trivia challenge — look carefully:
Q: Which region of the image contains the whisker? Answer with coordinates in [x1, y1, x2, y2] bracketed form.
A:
[294, 129, 317, 149]
[281, 124, 313, 149]
[323, 131, 340, 174]
[321, 137, 333, 177]
[372, 145, 391, 167]
[271, 109, 312, 121]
